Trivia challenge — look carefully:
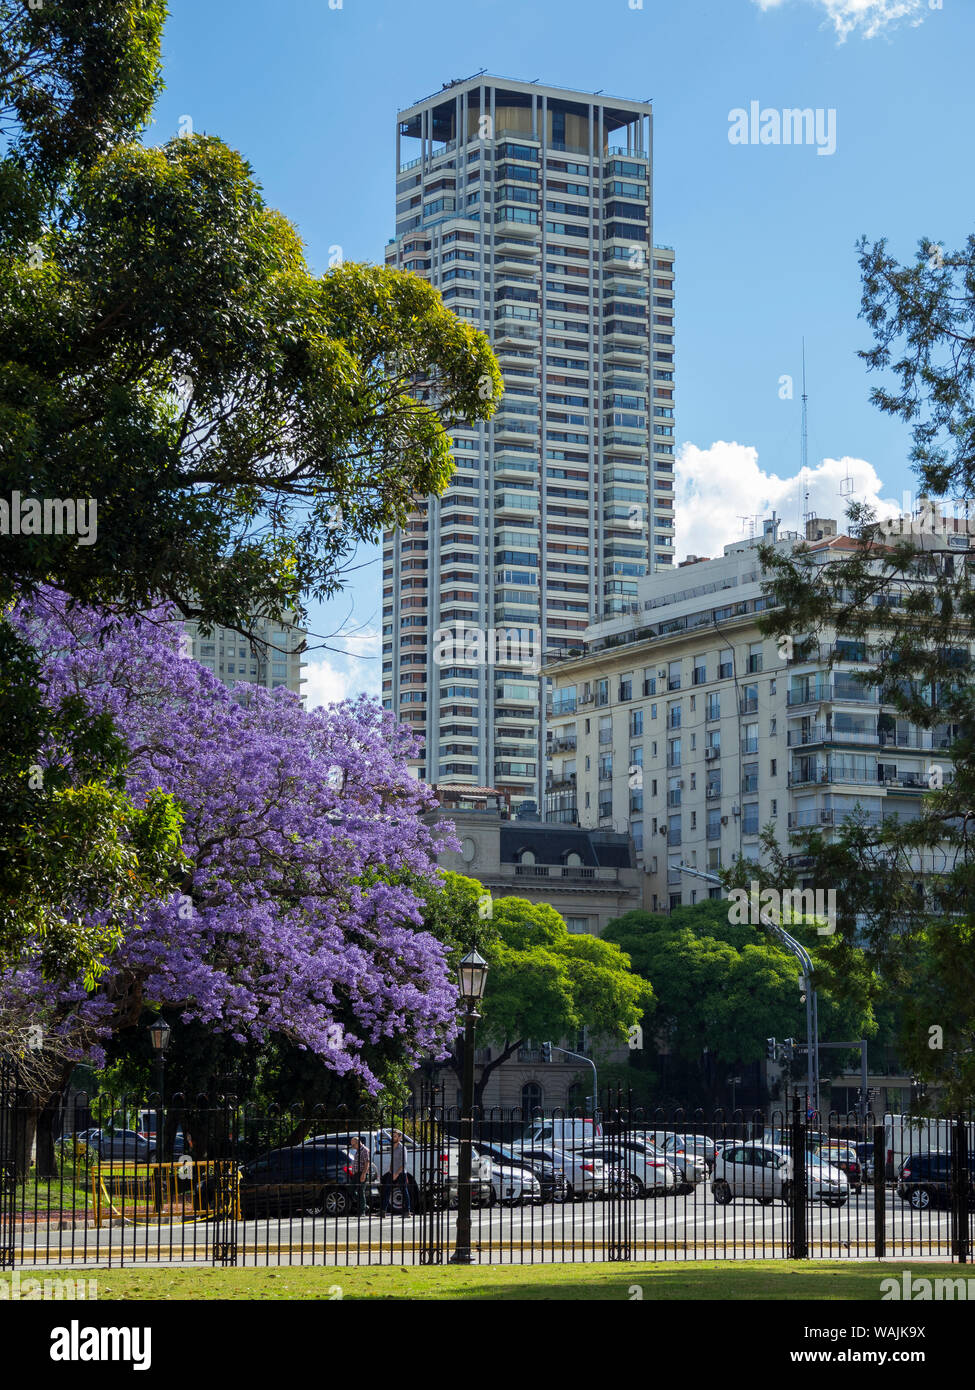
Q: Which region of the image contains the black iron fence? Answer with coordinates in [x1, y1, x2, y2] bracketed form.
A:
[1, 1071, 972, 1268]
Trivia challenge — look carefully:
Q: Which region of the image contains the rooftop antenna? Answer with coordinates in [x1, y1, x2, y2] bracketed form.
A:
[800, 341, 813, 531]
[738, 513, 761, 539]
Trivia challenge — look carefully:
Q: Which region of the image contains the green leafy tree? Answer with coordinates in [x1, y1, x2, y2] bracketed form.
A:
[603, 900, 874, 1107]
[419, 875, 653, 1108]
[0, 0, 502, 633]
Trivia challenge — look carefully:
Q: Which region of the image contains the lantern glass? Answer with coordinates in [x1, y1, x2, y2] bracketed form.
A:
[457, 948, 489, 1004]
[148, 1019, 172, 1055]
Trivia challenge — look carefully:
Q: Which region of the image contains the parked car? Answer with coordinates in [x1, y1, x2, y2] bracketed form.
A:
[812, 1142, 863, 1191]
[852, 1142, 875, 1184]
[474, 1141, 567, 1203]
[78, 1128, 155, 1162]
[238, 1143, 377, 1219]
[472, 1145, 541, 1206]
[516, 1145, 607, 1201]
[712, 1143, 848, 1207]
[649, 1132, 715, 1176]
[575, 1141, 677, 1199]
[321, 1129, 490, 1212]
[642, 1135, 708, 1190]
[896, 1152, 975, 1211]
[515, 1117, 602, 1151]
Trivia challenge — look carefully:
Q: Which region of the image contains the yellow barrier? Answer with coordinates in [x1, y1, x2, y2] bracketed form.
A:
[92, 1161, 240, 1227]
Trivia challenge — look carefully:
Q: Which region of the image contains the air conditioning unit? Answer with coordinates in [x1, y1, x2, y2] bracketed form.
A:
[658, 669, 668, 680]
[705, 748, 718, 760]
[720, 816, 729, 825]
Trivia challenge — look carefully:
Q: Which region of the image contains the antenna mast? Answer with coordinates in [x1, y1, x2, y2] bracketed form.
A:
[800, 341, 812, 531]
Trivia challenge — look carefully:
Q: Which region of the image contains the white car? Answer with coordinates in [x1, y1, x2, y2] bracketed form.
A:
[517, 1144, 608, 1200]
[576, 1141, 678, 1198]
[711, 1142, 849, 1207]
[638, 1134, 708, 1190]
[483, 1157, 541, 1206]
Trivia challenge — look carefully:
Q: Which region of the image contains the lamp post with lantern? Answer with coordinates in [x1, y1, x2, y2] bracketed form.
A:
[449, 948, 488, 1265]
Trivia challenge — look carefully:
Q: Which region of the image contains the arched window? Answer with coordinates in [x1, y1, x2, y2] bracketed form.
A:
[564, 850, 583, 868]
[518, 848, 535, 865]
[521, 1082, 542, 1113]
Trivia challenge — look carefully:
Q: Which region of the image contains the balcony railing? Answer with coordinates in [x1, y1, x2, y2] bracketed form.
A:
[787, 725, 936, 750]
[549, 736, 578, 754]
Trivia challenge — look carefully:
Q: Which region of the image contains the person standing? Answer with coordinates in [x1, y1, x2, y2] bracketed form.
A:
[382, 1130, 412, 1216]
[348, 1135, 372, 1215]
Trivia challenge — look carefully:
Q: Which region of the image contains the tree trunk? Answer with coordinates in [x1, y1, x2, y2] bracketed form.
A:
[34, 1094, 61, 1179]
[448, 1038, 525, 1113]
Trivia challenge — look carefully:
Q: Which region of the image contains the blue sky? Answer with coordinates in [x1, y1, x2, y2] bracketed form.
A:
[154, 0, 973, 704]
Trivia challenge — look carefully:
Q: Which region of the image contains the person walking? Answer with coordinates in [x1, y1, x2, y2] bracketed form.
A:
[381, 1130, 412, 1216]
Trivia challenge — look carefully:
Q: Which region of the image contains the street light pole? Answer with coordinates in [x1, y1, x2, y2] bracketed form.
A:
[147, 1017, 171, 1214]
[679, 865, 820, 1118]
[450, 949, 488, 1266]
[547, 1045, 598, 1124]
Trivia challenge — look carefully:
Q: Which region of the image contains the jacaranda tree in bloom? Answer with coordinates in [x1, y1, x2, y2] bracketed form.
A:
[5, 589, 459, 1093]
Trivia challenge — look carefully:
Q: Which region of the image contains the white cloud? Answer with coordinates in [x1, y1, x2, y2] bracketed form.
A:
[674, 439, 902, 559]
[752, 0, 928, 41]
[302, 631, 382, 709]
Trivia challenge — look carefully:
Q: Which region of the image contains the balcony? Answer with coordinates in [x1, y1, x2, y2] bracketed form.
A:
[788, 809, 835, 829]
[549, 735, 578, 754]
[788, 683, 877, 708]
[549, 697, 577, 717]
[787, 724, 936, 751]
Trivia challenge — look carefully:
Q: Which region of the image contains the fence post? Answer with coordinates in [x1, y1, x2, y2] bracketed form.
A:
[951, 1116, 969, 1265]
[789, 1092, 808, 1259]
[0, 1059, 15, 1270]
[211, 1091, 239, 1266]
[872, 1122, 886, 1259]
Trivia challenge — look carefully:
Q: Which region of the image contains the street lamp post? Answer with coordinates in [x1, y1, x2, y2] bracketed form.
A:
[147, 1018, 171, 1215]
[147, 1018, 171, 1156]
[450, 949, 488, 1265]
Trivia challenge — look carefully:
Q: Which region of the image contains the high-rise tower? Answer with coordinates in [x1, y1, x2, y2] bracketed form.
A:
[383, 76, 675, 805]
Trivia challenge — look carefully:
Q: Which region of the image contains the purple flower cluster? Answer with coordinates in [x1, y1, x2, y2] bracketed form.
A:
[7, 592, 459, 1089]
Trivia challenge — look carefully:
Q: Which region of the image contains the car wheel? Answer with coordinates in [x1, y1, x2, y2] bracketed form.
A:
[323, 1188, 351, 1218]
[712, 1180, 733, 1205]
[909, 1187, 931, 1211]
[824, 1197, 847, 1208]
[550, 1177, 569, 1204]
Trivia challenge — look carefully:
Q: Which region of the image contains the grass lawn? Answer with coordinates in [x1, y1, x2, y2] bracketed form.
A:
[69, 1260, 957, 1301]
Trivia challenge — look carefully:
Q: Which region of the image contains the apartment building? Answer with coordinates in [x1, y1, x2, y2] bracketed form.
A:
[544, 516, 960, 910]
[382, 74, 676, 808]
[182, 614, 306, 697]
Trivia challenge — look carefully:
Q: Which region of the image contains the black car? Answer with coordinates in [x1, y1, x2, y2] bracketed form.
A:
[897, 1152, 975, 1211]
[473, 1141, 568, 1203]
[238, 1143, 376, 1219]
